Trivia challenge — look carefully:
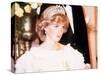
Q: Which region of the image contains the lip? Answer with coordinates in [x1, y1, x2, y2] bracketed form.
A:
[57, 35, 61, 38]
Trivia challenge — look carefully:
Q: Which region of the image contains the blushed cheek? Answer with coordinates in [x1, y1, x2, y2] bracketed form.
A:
[58, 29, 64, 35]
[47, 29, 55, 37]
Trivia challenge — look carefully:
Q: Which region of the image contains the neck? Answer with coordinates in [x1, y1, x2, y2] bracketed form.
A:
[40, 37, 63, 50]
[42, 37, 57, 47]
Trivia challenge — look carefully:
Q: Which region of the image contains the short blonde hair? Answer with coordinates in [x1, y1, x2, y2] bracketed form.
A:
[35, 6, 69, 41]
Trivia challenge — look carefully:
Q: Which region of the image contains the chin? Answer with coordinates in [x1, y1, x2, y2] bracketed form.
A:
[53, 38, 61, 42]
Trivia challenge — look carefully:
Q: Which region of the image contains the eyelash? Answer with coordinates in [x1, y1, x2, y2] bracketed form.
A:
[54, 25, 64, 28]
[62, 26, 65, 28]
[54, 25, 59, 28]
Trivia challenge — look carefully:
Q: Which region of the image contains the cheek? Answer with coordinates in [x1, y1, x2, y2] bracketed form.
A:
[45, 26, 64, 37]
[46, 26, 54, 33]
[45, 28, 57, 38]
[45, 28, 53, 36]
[51, 28, 64, 35]
[55, 29, 64, 35]
[50, 29, 58, 35]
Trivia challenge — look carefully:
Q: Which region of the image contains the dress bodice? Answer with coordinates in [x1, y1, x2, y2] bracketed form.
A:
[15, 44, 85, 73]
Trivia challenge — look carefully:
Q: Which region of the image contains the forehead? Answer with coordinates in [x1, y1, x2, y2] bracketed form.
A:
[49, 22, 64, 26]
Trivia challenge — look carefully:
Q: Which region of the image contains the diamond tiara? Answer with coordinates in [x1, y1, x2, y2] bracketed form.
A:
[42, 5, 66, 19]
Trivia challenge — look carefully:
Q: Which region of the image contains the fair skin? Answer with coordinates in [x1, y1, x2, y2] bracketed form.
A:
[39, 22, 91, 68]
[40, 23, 65, 50]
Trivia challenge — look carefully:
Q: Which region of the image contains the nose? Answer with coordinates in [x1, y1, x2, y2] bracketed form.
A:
[58, 27, 64, 34]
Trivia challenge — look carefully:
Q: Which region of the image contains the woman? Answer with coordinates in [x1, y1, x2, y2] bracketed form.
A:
[15, 5, 89, 73]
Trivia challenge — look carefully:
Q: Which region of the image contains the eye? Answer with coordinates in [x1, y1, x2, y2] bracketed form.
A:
[62, 26, 65, 28]
[54, 25, 59, 28]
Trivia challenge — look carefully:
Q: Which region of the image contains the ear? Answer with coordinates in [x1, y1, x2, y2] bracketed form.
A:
[44, 26, 49, 35]
[44, 27, 47, 35]
[44, 26, 48, 31]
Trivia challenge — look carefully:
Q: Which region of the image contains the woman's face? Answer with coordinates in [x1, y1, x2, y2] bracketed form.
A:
[44, 23, 65, 42]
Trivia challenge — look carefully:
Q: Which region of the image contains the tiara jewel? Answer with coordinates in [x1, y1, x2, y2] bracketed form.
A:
[42, 5, 66, 19]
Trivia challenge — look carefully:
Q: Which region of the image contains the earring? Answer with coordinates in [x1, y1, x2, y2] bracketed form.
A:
[45, 31, 47, 34]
